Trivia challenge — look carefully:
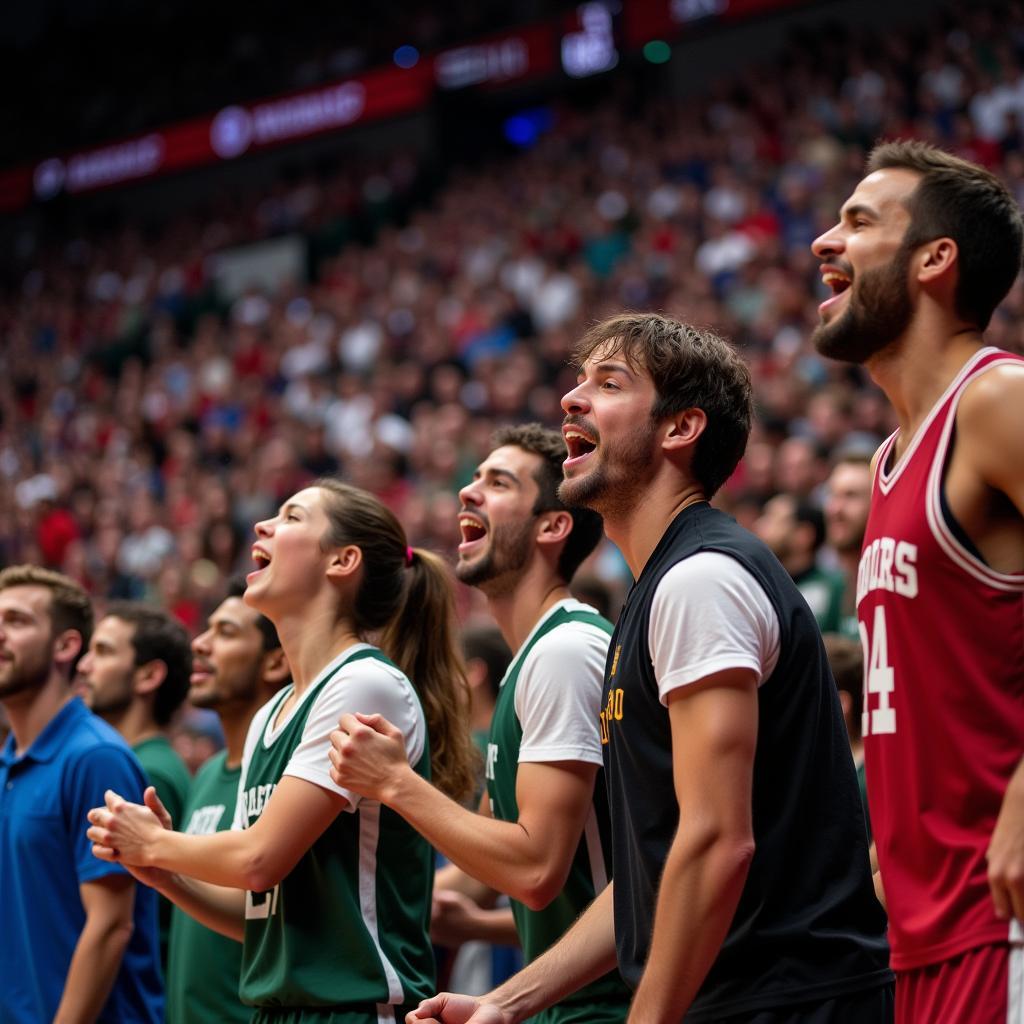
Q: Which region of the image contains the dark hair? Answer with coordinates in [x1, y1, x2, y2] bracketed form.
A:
[830, 448, 873, 472]
[227, 577, 281, 652]
[572, 313, 752, 497]
[314, 479, 477, 802]
[0, 565, 93, 675]
[822, 632, 863, 739]
[793, 500, 827, 552]
[490, 422, 604, 582]
[104, 602, 192, 727]
[460, 625, 512, 701]
[867, 140, 1024, 329]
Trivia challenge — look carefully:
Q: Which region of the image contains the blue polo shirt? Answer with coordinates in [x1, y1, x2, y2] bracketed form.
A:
[0, 697, 164, 1024]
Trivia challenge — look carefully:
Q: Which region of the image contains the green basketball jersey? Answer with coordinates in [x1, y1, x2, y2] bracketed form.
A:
[166, 749, 250, 1024]
[486, 603, 630, 1024]
[238, 646, 435, 1016]
[133, 733, 191, 969]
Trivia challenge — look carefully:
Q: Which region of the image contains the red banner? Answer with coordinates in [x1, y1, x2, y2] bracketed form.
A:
[19, 63, 433, 209]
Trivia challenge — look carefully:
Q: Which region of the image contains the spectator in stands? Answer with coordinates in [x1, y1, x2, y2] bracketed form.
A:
[824, 451, 874, 636]
[755, 493, 847, 633]
[0, 566, 163, 1023]
[77, 602, 193, 967]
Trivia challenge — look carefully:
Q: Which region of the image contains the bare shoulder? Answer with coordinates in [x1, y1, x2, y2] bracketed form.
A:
[957, 362, 1024, 486]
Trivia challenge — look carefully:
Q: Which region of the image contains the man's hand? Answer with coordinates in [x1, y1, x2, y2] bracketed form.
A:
[988, 767, 1024, 921]
[86, 788, 165, 868]
[328, 712, 410, 802]
[119, 787, 176, 890]
[406, 993, 511, 1024]
[431, 890, 485, 948]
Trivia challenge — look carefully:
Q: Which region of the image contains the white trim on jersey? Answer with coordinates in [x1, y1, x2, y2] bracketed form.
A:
[376, 1006, 397, 1024]
[877, 346, 1002, 495]
[925, 357, 1024, 593]
[582, 806, 608, 894]
[1008, 922, 1024, 1024]
[358, 802, 405, 1005]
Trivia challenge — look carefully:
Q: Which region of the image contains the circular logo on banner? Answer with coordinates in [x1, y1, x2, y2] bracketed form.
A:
[211, 106, 254, 159]
[33, 158, 66, 201]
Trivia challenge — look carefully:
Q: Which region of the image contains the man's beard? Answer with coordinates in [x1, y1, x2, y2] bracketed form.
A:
[87, 677, 134, 718]
[455, 517, 535, 595]
[558, 418, 659, 518]
[188, 665, 261, 710]
[0, 644, 53, 700]
[812, 244, 914, 364]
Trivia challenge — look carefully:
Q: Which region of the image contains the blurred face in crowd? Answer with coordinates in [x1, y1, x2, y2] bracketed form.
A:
[0, 586, 59, 701]
[559, 344, 660, 518]
[189, 597, 267, 710]
[247, 487, 338, 617]
[456, 445, 542, 595]
[754, 494, 799, 561]
[78, 615, 137, 717]
[811, 168, 920, 363]
[825, 461, 872, 555]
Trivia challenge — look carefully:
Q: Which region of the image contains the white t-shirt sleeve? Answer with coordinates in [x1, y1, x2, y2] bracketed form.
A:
[514, 622, 608, 766]
[649, 551, 780, 705]
[282, 658, 425, 811]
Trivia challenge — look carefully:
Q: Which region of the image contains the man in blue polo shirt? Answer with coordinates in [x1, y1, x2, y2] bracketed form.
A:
[0, 565, 163, 1024]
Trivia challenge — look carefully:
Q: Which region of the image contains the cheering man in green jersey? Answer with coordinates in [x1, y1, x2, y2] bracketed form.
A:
[164, 580, 289, 1024]
[77, 602, 192, 966]
[329, 424, 632, 1024]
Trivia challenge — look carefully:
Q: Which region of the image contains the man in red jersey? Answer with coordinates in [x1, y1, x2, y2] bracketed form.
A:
[812, 139, 1024, 1023]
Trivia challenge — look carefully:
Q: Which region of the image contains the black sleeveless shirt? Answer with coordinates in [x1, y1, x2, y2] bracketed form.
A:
[602, 503, 891, 1020]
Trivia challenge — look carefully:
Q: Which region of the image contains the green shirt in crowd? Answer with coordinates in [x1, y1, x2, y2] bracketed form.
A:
[486, 600, 630, 1024]
[166, 749, 250, 1024]
[133, 733, 191, 969]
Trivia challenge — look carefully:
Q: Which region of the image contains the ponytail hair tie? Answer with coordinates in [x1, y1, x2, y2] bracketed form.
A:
[405, 546, 415, 567]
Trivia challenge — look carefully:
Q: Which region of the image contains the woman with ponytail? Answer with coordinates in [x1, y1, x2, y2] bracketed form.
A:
[87, 480, 475, 1024]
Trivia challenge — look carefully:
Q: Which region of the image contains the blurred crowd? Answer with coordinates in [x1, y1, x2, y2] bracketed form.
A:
[3, 0, 1024, 688]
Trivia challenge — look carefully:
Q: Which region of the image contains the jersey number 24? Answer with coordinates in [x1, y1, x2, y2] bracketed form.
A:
[859, 605, 896, 737]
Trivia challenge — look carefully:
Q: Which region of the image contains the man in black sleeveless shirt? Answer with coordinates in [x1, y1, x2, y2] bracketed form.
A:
[409, 313, 892, 1024]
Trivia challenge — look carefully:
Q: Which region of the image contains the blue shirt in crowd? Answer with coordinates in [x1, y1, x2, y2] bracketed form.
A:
[0, 696, 164, 1023]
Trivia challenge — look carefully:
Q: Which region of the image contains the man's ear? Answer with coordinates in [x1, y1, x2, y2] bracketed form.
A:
[662, 407, 707, 453]
[536, 510, 573, 550]
[53, 629, 83, 674]
[325, 544, 362, 583]
[916, 236, 958, 286]
[133, 659, 168, 696]
[260, 648, 290, 688]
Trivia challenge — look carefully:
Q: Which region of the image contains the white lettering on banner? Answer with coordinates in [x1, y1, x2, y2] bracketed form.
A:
[35, 136, 165, 199]
[67, 135, 165, 192]
[211, 83, 367, 161]
[435, 39, 529, 89]
[253, 83, 366, 144]
[856, 538, 919, 604]
[562, 3, 618, 79]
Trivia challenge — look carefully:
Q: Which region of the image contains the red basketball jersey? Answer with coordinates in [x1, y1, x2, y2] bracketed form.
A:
[859, 346, 1024, 971]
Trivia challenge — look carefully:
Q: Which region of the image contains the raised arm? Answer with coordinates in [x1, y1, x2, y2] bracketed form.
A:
[331, 712, 599, 910]
[88, 774, 347, 893]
